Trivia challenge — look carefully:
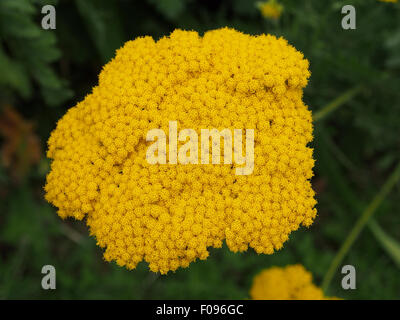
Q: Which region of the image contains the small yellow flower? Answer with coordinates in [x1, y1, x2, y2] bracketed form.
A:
[250, 265, 339, 300]
[258, 0, 284, 20]
[378, 0, 397, 3]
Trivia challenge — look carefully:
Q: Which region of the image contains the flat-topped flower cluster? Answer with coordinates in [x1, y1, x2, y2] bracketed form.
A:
[45, 28, 316, 274]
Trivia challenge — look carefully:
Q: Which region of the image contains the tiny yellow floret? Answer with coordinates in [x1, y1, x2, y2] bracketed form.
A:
[45, 28, 316, 274]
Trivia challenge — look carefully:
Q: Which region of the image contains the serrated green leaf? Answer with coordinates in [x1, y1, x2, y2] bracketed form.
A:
[0, 0, 71, 106]
[24, 33, 61, 63]
[0, 12, 41, 39]
[41, 85, 73, 107]
[0, 47, 31, 98]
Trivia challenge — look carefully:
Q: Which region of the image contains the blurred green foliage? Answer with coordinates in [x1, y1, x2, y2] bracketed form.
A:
[0, 0, 72, 106]
[0, 0, 399, 300]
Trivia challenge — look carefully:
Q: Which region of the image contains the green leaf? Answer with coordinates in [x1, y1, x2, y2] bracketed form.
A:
[0, 47, 31, 98]
[0, 0, 71, 106]
[368, 219, 400, 268]
[40, 84, 73, 107]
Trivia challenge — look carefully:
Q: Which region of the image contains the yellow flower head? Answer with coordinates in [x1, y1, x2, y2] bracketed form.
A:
[258, 0, 284, 20]
[45, 28, 316, 274]
[250, 265, 338, 300]
[378, 0, 397, 3]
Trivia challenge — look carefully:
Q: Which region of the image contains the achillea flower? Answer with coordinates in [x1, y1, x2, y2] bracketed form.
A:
[257, 0, 284, 20]
[250, 265, 338, 300]
[45, 28, 316, 274]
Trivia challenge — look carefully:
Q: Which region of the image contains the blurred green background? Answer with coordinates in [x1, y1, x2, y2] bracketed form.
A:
[0, 0, 399, 300]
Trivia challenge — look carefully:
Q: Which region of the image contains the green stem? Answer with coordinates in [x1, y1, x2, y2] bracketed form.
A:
[368, 219, 400, 269]
[321, 161, 400, 292]
[314, 85, 363, 122]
